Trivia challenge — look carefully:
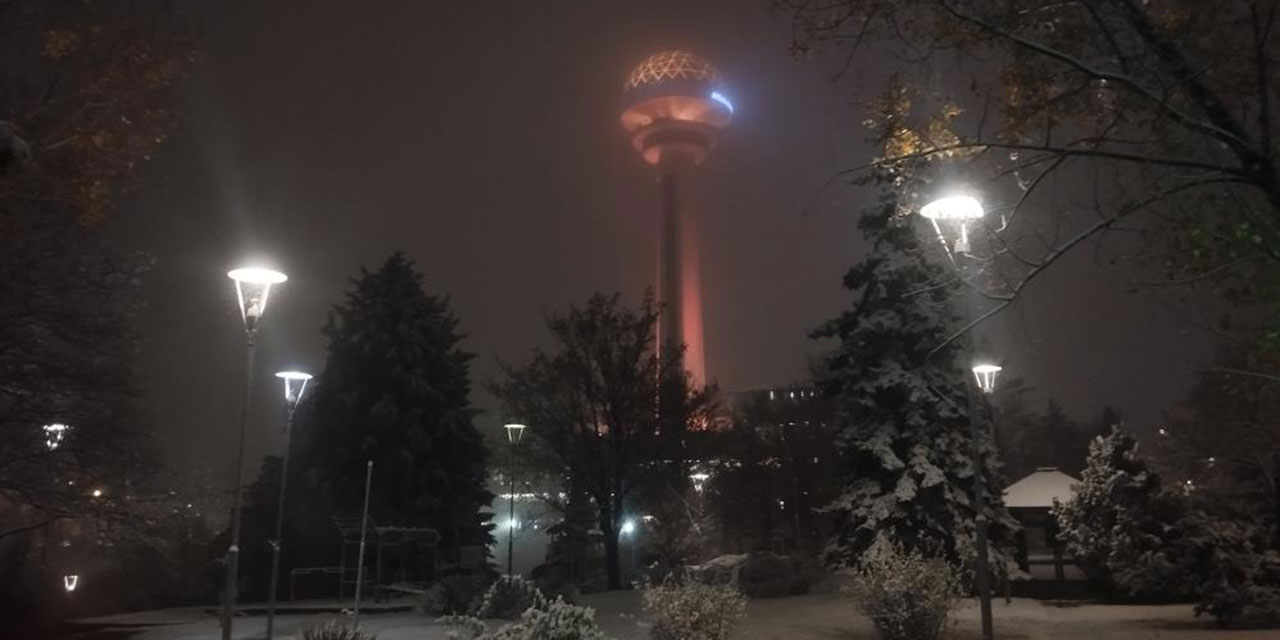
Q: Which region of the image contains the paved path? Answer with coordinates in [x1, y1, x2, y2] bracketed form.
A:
[65, 591, 1278, 640]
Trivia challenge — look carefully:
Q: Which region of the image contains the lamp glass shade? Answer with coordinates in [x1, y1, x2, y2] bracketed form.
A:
[505, 423, 527, 444]
[972, 363, 1003, 394]
[920, 195, 984, 220]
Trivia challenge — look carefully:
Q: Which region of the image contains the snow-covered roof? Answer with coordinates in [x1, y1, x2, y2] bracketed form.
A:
[1002, 467, 1080, 509]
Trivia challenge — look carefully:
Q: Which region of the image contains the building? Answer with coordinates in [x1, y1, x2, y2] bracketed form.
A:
[619, 50, 732, 387]
[1002, 467, 1086, 597]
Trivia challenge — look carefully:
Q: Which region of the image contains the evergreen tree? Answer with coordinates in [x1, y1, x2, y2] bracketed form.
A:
[1052, 425, 1187, 600]
[812, 170, 1016, 570]
[291, 253, 493, 553]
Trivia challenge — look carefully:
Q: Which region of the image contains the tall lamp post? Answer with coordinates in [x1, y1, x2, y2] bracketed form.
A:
[222, 267, 287, 640]
[918, 195, 996, 640]
[265, 370, 311, 640]
[504, 423, 526, 575]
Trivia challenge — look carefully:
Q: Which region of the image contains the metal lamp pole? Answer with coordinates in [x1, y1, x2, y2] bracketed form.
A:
[918, 196, 995, 640]
[265, 370, 312, 640]
[222, 267, 286, 640]
[504, 423, 526, 576]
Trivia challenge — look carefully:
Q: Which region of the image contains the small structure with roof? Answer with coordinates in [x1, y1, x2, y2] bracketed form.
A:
[1002, 467, 1086, 595]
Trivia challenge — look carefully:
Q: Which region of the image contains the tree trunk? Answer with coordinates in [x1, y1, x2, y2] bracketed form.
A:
[601, 509, 622, 590]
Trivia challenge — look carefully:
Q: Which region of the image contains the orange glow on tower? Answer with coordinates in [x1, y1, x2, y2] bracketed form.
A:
[620, 51, 731, 387]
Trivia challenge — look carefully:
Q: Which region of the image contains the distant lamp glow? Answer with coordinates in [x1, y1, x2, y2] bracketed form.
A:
[505, 423, 527, 445]
[274, 371, 313, 410]
[91, 488, 103, 498]
[972, 364, 1002, 394]
[620, 520, 636, 535]
[690, 472, 710, 492]
[920, 195, 985, 255]
[227, 267, 287, 332]
[507, 519, 520, 531]
[710, 91, 734, 113]
[43, 423, 69, 451]
[63, 574, 79, 592]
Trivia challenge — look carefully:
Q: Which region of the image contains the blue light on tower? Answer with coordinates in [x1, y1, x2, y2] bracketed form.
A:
[710, 91, 734, 114]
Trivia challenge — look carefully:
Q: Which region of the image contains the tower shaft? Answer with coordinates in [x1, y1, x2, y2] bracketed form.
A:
[657, 158, 706, 387]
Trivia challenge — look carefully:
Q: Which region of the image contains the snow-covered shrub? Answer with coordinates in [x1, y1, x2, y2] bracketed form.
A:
[850, 537, 960, 640]
[441, 596, 608, 640]
[643, 576, 747, 640]
[1172, 510, 1280, 626]
[474, 575, 547, 619]
[300, 621, 375, 640]
[424, 574, 493, 616]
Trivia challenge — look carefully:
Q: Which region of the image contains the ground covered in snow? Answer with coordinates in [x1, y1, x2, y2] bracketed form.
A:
[70, 591, 1278, 640]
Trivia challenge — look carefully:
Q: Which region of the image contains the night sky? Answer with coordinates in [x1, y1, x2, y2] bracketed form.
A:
[113, 1, 1214, 483]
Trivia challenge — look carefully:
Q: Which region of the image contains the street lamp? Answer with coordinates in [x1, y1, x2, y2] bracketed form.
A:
[918, 195, 995, 640]
[265, 370, 312, 640]
[504, 423, 527, 575]
[920, 194, 984, 255]
[972, 364, 1002, 395]
[690, 472, 710, 493]
[43, 423, 69, 451]
[221, 266, 286, 640]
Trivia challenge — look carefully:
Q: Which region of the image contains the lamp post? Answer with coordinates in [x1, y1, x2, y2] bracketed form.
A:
[918, 195, 995, 640]
[265, 370, 311, 640]
[221, 266, 286, 640]
[504, 423, 526, 576]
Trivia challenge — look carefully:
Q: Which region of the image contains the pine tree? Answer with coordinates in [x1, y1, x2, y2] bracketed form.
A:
[1052, 425, 1186, 599]
[291, 253, 493, 552]
[812, 171, 1016, 569]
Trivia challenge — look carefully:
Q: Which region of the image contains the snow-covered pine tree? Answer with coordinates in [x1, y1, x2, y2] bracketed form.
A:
[292, 253, 493, 552]
[812, 170, 1016, 570]
[1052, 425, 1187, 599]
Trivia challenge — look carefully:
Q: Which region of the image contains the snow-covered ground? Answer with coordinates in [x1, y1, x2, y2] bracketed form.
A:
[68, 592, 1277, 640]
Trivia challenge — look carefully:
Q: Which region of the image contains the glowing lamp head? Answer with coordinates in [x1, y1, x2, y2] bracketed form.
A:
[274, 370, 313, 410]
[227, 267, 287, 332]
[920, 195, 985, 255]
[690, 471, 711, 492]
[620, 520, 636, 535]
[920, 195, 984, 221]
[620, 50, 732, 166]
[505, 423, 527, 445]
[64, 574, 79, 592]
[972, 363, 1003, 394]
[43, 423, 69, 451]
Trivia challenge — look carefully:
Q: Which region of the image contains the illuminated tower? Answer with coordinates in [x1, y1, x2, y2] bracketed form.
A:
[620, 50, 732, 386]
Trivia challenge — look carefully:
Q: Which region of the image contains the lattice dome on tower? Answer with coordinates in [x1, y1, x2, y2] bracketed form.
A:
[624, 50, 720, 92]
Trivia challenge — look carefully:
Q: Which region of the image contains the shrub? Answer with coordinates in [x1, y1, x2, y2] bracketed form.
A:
[424, 574, 493, 616]
[737, 552, 808, 598]
[474, 575, 547, 619]
[850, 538, 960, 640]
[643, 576, 747, 640]
[442, 596, 608, 640]
[301, 621, 375, 640]
[1173, 510, 1280, 626]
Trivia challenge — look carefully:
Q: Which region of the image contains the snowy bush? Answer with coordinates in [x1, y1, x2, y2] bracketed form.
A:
[474, 575, 547, 619]
[441, 596, 608, 640]
[850, 537, 960, 640]
[424, 574, 493, 616]
[1172, 510, 1280, 626]
[643, 576, 747, 640]
[301, 621, 375, 640]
